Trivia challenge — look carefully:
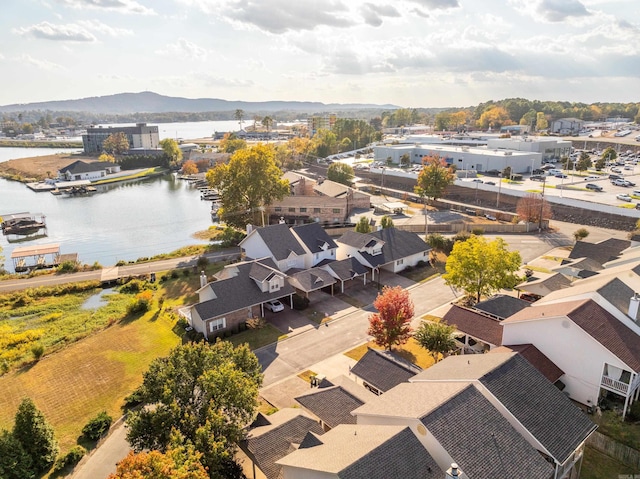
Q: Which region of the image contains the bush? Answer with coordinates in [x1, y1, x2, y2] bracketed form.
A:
[292, 294, 310, 310]
[119, 279, 145, 294]
[57, 260, 79, 274]
[123, 388, 144, 409]
[31, 343, 45, 361]
[53, 445, 86, 472]
[471, 227, 484, 235]
[196, 256, 209, 269]
[627, 401, 640, 422]
[82, 411, 113, 441]
[170, 270, 180, 279]
[127, 291, 153, 314]
[115, 260, 127, 266]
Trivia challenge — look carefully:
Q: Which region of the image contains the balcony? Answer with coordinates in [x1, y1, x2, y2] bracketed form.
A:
[601, 375, 630, 395]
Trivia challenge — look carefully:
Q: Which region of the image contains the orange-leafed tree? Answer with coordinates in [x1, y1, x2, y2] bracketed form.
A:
[102, 132, 130, 155]
[108, 445, 208, 479]
[181, 160, 198, 176]
[516, 193, 552, 224]
[368, 286, 414, 351]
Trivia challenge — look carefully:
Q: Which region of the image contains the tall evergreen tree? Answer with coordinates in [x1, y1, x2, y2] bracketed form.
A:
[12, 398, 58, 472]
[0, 429, 34, 479]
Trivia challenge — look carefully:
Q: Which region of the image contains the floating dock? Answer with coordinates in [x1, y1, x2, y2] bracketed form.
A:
[1, 212, 47, 237]
[10, 243, 75, 272]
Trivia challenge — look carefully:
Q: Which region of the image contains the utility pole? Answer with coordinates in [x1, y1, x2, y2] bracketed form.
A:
[538, 178, 546, 232]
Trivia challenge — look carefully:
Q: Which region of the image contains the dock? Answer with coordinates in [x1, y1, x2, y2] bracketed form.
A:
[1, 212, 47, 238]
[10, 243, 69, 272]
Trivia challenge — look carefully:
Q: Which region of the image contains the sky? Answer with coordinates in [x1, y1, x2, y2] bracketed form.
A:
[2, 0, 640, 108]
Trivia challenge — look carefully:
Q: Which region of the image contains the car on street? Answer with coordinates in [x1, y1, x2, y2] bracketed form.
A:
[484, 181, 496, 185]
[585, 183, 603, 191]
[585, 176, 600, 181]
[264, 299, 285, 312]
[554, 173, 568, 178]
[636, 203, 640, 210]
[470, 179, 483, 183]
[530, 175, 546, 181]
[617, 193, 632, 202]
[612, 179, 629, 186]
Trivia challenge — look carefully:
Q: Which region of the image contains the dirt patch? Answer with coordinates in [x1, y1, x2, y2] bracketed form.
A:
[0, 154, 93, 181]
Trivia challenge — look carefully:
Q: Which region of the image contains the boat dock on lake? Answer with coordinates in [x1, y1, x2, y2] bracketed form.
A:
[1, 212, 47, 238]
[10, 243, 78, 273]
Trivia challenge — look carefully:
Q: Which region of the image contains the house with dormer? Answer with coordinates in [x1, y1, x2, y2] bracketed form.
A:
[240, 223, 307, 273]
[290, 222, 338, 269]
[186, 258, 295, 340]
[336, 228, 430, 280]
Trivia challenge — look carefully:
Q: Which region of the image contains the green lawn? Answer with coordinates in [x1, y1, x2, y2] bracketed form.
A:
[582, 446, 639, 479]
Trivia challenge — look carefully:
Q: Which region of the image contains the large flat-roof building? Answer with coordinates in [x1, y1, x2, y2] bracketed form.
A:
[307, 114, 336, 137]
[83, 122, 160, 154]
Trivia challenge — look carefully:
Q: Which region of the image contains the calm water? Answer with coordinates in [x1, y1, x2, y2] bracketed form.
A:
[0, 121, 257, 273]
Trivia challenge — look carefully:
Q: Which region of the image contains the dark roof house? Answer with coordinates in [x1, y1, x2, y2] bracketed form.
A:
[349, 348, 421, 394]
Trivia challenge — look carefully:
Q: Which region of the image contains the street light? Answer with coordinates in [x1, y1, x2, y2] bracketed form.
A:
[538, 177, 547, 232]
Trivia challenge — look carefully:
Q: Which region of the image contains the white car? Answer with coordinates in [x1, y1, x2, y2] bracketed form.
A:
[264, 299, 285, 312]
[585, 176, 600, 181]
[617, 193, 632, 202]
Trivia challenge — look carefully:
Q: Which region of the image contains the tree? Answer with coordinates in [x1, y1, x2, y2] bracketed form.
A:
[602, 146, 617, 163]
[98, 153, 116, 163]
[0, 429, 34, 479]
[206, 144, 289, 229]
[126, 341, 262, 478]
[108, 445, 209, 479]
[595, 156, 606, 171]
[355, 216, 371, 233]
[443, 235, 522, 303]
[327, 162, 354, 186]
[380, 215, 394, 229]
[400, 153, 411, 167]
[478, 106, 511, 130]
[218, 133, 247, 154]
[261, 116, 273, 134]
[102, 132, 129, 155]
[310, 129, 338, 158]
[575, 151, 592, 172]
[181, 160, 198, 176]
[502, 166, 512, 180]
[414, 320, 457, 362]
[234, 109, 244, 131]
[535, 112, 548, 131]
[574, 228, 590, 242]
[368, 286, 414, 351]
[12, 398, 58, 472]
[516, 193, 552, 224]
[414, 155, 456, 204]
[160, 138, 183, 167]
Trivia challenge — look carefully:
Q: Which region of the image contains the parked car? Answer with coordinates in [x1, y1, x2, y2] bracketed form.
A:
[470, 179, 483, 183]
[485, 214, 497, 221]
[554, 173, 568, 178]
[530, 175, 546, 181]
[585, 176, 600, 181]
[611, 167, 622, 173]
[636, 203, 640, 210]
[264, 299, 285, 312]
[625, 180, 637, 187]
[609, 174, 622, 180]
[617, 193, 632, 202]
[484, 181, 496, 185]
[585, 183, 603, 191]
[612, 179, 629, 186]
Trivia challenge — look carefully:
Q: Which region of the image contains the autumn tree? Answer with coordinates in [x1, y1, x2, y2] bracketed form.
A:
[126, 341, 262, 478]
[218, 133, 247, 154]
[160, 138, 183, 167]
[207, 144, 289, 229]
[327, 162, 354, 186]
[414, 320, 457, 362]
[102, 132, 129, 155]
[310, 129, 338, 158]
[181, 160, 198, 176]
[355, 216, 372, 233]
[516, 193, 552, 225]
[575, 151, 592, 172]
[443, 235, 522, 303]
[536, 112, 548, 131]
[12, 398, 58, 473]
[98, 153, 116, 163]
[109, 444, 209, 479]
[368, 286, 414, 351]
[477, 106, 511, 130]
[414, 155, 456, 204]
[380, 215, 394, 229]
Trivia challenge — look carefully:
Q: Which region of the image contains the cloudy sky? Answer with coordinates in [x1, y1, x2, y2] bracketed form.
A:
[2, 0, 639, 107]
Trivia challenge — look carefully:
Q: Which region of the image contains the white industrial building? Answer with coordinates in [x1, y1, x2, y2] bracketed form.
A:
[486, 136, 572, 162]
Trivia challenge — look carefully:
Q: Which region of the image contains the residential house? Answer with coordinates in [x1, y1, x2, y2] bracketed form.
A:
[287, 267, 337, 297]
[409, 353, 596, 479]
[186, 258, 295, 340]
[349, 348, 421, 395]
[240, 223, 307, 273]
[440, 304, 504, 354]
[336, 228, 431, 280]
[318, 257, 369, 293]
[517, 272, 572, 298]
[57, 160, 121, 181]
[290, 222, 338, 269]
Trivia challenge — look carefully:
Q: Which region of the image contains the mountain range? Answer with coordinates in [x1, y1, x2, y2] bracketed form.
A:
[0, 91, 399, 114]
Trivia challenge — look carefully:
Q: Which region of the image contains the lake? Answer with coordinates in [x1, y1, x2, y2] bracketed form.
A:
[0, 120, 257, 272]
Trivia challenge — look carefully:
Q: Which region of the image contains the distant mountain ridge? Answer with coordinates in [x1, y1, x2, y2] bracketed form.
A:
[0, 91, 399, 114]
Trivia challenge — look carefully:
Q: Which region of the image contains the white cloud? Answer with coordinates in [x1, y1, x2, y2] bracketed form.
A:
[77, 20, 134, 37]
[156, 38, 208, 60]
[18, 54, 65, 70]
[406, 0, 460, 9]
[360, 3, 400, 27]
[55, 0, 156, 15]
[509, 0, 591, 23]
[14, 21, 97, 42]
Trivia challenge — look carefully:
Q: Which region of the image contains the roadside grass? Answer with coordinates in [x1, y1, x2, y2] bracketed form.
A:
[343, 338, 435, 370]
[581, 446, 638, 479]
[228, 325, 284, 350]
[400, 264, 442, 282]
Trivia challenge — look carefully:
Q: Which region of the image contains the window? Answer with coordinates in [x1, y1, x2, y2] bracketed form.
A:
[274, 207, 282, 212]
[396, 259, 404, 266]
[300, 207, 307, 213]
[289, 207, 296, 212]
[314, 208, 321, 213]
[332, 208, 340, 214]
[208, 317, 226, 332]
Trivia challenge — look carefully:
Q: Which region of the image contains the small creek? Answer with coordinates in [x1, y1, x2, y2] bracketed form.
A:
[80, 288, 114, 310]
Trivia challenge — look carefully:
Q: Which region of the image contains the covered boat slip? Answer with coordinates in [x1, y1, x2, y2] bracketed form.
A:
[10, 243, 76, 272]
[0, 212, 47, 236]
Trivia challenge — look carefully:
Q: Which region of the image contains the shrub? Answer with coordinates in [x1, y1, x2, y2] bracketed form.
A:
[182, 269, 191, 277]
[31, 343, 45, 361]
[196, 256, 209, 269]
[115, 260, 126, 266]
[82, 411, 113, 441]
[127, 291, 153, 314]
[119, 279, 144, 294]
[292, 294, 310, 310]
[53, 445, 86, 472]
[246, 317, 267, 329]
[452, 231, 471, 243]
[123, 388, 144, 409]
[57, 260, 79, 274]
[471, 227, 484, 235]
[170, 270, 180, 279]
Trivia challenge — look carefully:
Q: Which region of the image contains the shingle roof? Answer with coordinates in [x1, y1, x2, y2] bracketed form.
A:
[597, 278, 635, 316]
[295, 386, 366, 428]
[413, 353, 596, 464]
[474, 294, 530, 320]
[244, 410, 324, 479]
[421, 384, 554, 479]
[291, 222, 338, 253]
[337, 228, 430, 268]
[193, 258, 295, 321]
[253, 223, 307, 261]
[337, 230, 381, 249]
[441, 304, 504, 346]
[314, 179, 350, 198]
[276, 425, 443, 479]
[288, 267, 337, 293]
[569, 238, 630, 264]
[319, 257, 368, 281]
[493, 344, 564, 383]
[59, 160, 117, 174]
[349, 348, 421, 392]
[517, 272, 572, 296]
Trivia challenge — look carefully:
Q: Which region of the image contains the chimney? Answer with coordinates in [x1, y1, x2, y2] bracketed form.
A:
[445, 463, 461, 479]
[630, 293, 640, 321]
[200, 271, 207, 288]
[246, 224, 253, 235]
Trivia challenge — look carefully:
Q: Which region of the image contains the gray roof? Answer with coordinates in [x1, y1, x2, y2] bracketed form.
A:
[350, 348, 421, 393]
[59, 160, 117, 174]
[474, 294, 530, 320]
[295, 386, 366, 428]
[518, 272, 572, 296]
[244, 411, 324, 479]
[292, 222, 338, 253]
[288, 267, 337, 293]
[569, 238, 630, 265]
[253, 223, 307, 261]
[337, 228, 430, 268]
[413, 353, 596, 464]
[421, 384, 554, 479]
[276, 424, 443, 479]
[597, 277, 634, 316]
[320, 257, 369, 281]
[314, 179, 350, 198]
[193, 258, 295, 321]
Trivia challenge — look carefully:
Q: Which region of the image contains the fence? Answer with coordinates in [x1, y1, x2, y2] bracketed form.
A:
[587, 431, 640, 470]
